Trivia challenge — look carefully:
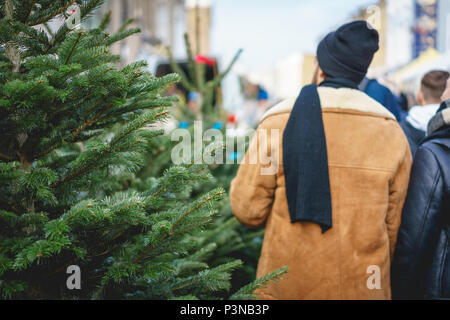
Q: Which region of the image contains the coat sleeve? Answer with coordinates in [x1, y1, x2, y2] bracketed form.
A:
[230, 117, 279, 228]
[386, 141, 412, 260]
[391, 146, 444, 299]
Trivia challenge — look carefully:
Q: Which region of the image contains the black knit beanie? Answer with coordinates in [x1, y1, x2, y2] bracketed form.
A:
[317, 20, 379, 84]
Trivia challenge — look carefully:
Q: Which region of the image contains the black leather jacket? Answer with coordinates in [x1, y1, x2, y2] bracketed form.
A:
[392, 102, 450, 300]
[399, 120, 425, 157]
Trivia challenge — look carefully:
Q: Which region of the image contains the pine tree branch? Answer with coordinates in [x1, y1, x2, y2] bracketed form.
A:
[149, 175, 199, 200]
[184, 33, 200, 89]
[86, 249, 109, 259]
[42, 0, 103, 53]
[172, 279, 200, 292]
[64, 31, 83, 65]
[96, 33, 109, 46]
[55, 110, 168, 187]
[172, 261, 242, 292]
[167, 47, 196, 92]
[34, 102, 111, 159]
[206, 49, 243, 90]
[229, 266, 288, 300]
[171, 190, 223, 230]
[0, 152, 14, 161]
[11, 20, 51, 50]
[23, 0, 36, 22]
[72, 102, 111, 138]
[170, 216, 212, 237]
[45, 229, 125, 278]
[42, 22, 54, 38]
[28, 1, 76, 27]
[44, 28, 72, 54]
[130, 233, 170, 265]
[132, 189, 223, 265]
[6, 201, 20, 214]
[113, 110, 168, 146]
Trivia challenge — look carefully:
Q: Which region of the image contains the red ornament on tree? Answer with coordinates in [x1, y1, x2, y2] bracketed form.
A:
[228, 114, 237, 124]
[196, 55, 216, 67]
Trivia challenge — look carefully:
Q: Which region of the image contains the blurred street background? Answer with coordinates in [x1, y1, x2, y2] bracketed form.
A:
[80, 0, 450, 127]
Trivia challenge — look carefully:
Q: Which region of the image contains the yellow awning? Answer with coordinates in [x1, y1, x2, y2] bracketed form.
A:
[394, 48, 441, 86]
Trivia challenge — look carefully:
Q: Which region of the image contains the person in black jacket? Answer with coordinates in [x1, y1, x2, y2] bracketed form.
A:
[392, 77, 450, 300]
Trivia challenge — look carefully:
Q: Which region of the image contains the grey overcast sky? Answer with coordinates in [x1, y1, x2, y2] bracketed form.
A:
[211, 0, 378, 73]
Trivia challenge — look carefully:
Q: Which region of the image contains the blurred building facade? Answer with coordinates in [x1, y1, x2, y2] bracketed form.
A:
[385, 0, 414, 70]
[386, 0, 450, 92]
[88, 0, 450, 103]
[273, 53, 315, 100]
[185, 0, 212, 56]
[98, 0, 212, 66]
[437, 0, 450, 53]
[246, 53, 316, 101]
[347, 0, 450, 94]
[352, 0, 388, 73]
[412, 0, 438, 58]
[352, 0, 449, 71]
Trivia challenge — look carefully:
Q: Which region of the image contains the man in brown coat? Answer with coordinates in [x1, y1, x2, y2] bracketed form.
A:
[230, 21, 412, 300]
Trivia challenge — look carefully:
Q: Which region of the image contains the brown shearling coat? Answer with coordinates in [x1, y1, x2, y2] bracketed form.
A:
[230, 87, 412, 300]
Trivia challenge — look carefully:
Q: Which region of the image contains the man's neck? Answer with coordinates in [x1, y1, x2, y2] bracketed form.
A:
[422, 101, 441, 107]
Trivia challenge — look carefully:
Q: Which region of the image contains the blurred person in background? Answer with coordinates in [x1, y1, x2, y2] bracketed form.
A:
[254, 84, 271, 123]
[359, 77, 406, 121]
[398, 92, 412, 115]
[240, 79, 272, 128]
[230, 21, 412, 300]
[187, 91, 200, 114]
[400, 70, 450, 157]
[392, 77, 450, 300]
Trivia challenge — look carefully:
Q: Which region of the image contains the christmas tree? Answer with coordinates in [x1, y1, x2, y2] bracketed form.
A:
[167, 33, 242, 123]
[0, 0, 286, 299]
[164, 34, 269, 292]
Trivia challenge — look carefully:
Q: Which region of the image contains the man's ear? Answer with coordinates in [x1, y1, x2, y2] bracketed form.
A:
[319, 69, 326, 82]
[312, 62, 327, 85]
[315, 66, 326, 85]
[312, 65, 319, 85]
[417, 90, 425, 106]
